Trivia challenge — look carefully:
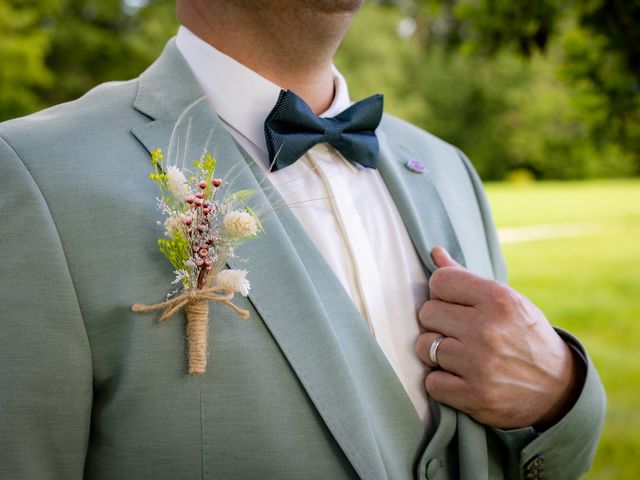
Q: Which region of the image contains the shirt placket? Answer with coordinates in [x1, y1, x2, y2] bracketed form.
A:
[305, 144, 402, 367]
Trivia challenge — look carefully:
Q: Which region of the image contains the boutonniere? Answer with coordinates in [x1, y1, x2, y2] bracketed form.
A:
[132, 149, 263, 375]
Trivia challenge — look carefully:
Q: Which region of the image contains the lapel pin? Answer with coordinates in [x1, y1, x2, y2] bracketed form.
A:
[405, 159, 425, 173]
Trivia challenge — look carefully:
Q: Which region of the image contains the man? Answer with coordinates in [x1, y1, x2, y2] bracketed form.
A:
[0, 1, 604, 479]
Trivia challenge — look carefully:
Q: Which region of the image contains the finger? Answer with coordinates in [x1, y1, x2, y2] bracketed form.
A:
[429, 265, 496, 307]
[416, 332, 468, 375]
[418, 299, 475, 338]
[431, 246, 462, 269]
[425, 370, 473, 412]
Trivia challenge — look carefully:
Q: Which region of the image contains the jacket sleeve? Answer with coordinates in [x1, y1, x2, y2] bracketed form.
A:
[0, 135, 93, 479]
[458, 150, 606, 480]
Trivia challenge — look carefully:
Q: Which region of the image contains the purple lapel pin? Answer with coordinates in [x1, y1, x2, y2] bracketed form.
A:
[405, 159, 425, 173]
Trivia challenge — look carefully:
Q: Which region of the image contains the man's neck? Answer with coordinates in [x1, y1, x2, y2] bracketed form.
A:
[177, 1, 360, 114]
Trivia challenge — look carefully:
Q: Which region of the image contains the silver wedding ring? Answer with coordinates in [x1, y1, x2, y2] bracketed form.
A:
[429, 335, 446, 367]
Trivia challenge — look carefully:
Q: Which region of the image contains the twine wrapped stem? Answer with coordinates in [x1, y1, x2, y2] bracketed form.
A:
[185, 299, 209, 374]
[132, 286, 249, 375]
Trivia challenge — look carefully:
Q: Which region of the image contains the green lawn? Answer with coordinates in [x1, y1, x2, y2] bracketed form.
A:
[484, 179, 640, 479]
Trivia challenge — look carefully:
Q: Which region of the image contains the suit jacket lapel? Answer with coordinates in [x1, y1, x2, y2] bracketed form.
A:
[376, 124, 466, 274]
[130, 40, 396, 480]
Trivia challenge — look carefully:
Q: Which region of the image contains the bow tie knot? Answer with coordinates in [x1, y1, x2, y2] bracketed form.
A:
[264, 90, 384, 172]
[323, 120, 343, 143]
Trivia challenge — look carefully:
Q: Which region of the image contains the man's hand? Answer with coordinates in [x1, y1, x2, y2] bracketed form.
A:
[416, 247, 583, 430]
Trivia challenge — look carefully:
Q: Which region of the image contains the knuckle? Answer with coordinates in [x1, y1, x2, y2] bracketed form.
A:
[428, 269, 442, 293]
[477, 322, 494, 342]
[479, 324, 507, 350]
[418, 301, 433, 324]
[425, 373, 439, 395]
[492, 287, 514, 312]
[491, 285, 522, 314]
[415, 334, 430, 357]
[429, 267, 453, 291]
[476, 316, 509, 354]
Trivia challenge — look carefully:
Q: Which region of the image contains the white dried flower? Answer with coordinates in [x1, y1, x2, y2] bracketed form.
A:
[215, 269, 250, 296]
[166, 165, 190, 202]
[163, 213, 187, 238]
[171, 269, 190, 285]
[223, 210, 258, 237]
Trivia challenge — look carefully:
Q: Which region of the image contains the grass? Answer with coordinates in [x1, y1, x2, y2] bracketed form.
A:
[484, 179, 640, 480]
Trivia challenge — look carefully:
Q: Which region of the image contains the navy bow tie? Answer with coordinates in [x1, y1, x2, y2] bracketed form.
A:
[264, 90, 384, 172]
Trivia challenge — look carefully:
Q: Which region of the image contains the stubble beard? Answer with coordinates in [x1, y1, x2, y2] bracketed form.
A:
[223, 0, 365, 14]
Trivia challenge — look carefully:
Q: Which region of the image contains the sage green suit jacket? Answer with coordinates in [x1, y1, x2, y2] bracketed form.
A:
[0, 39, 605, 480]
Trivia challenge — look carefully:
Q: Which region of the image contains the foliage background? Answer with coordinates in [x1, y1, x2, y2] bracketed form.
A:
[1, 0, 638, 180]
[1, 0, 639, 478]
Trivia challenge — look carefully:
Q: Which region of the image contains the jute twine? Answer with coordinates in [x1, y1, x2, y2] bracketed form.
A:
[132, 287, 249, 375]
[184, 299, 209, 375]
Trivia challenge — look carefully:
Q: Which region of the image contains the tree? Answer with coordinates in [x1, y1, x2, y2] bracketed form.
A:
[402, 0, 640, 174]
[0, 0, 177, 121]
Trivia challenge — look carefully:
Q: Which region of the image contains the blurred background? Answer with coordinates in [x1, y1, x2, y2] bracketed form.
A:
[1, 0, 638, 477]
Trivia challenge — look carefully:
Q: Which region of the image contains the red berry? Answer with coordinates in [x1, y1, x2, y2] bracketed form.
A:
[186, 195, 195, 204]
[198, 180, 207, 189]
[202, 207, 210, 215]
[202, 200, 209, 208]
[195, 257, 205, 267]
[194, 198, 203, 207]
[212, 178, 222, 187]
[195, 192, 204, 199]
[199, 248, 208, 257]
[183, 216, 193, 226]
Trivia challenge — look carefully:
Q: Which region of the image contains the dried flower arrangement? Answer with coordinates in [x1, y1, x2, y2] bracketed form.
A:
[132, 148, 263, 374]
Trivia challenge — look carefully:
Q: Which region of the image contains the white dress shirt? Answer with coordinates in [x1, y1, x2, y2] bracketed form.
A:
[176, 26, 431, 425]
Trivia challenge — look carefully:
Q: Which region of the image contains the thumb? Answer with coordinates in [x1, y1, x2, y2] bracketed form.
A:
[431, 246, 462, 269]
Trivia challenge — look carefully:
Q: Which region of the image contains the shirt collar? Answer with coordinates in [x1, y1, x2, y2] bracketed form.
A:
[175, 25, 352, 155]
